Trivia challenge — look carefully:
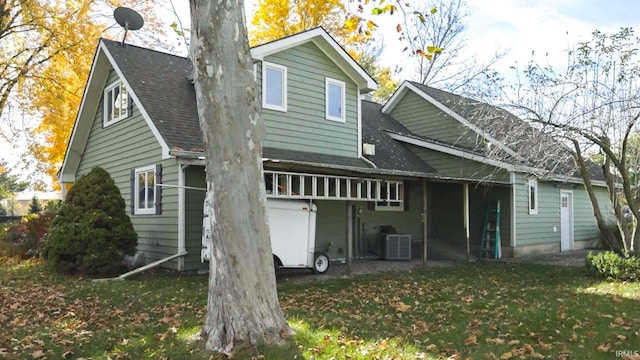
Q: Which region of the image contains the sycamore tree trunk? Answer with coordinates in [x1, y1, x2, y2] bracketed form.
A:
[189, 0, 291, 354]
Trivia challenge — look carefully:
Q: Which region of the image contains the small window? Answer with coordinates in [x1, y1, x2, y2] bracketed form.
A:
[134, 165, 158, 215]
[528, 179, 538, 215]
[375, 182, 403, 211]
[262, 62, 287, 112]
[325, 78, 345, 122]
[104, 81, 129, 126]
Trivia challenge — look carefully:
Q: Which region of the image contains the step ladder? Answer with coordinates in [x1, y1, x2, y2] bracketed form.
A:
[480, 200, 501, 259]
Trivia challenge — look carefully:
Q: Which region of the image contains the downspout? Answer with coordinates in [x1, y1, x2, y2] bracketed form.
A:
[92, 251, 187, 282]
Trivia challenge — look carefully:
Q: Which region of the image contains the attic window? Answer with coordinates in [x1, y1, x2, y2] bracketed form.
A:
[104, 81, 129, 126]
[262, 62, 287, 112]
[326, 78, 345, 122]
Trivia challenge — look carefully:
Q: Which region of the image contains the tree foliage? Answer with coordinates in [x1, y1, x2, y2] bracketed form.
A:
[1, 0, 168, 185]
[42, 167, 137, 275]
[502, 27, 640, 255]
[28, 196, 41, 214]
[0, 159, 28, 199]
[392, 0, 505, 94]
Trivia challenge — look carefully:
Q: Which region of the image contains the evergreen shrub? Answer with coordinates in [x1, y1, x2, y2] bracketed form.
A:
[42, 167, 137, 276]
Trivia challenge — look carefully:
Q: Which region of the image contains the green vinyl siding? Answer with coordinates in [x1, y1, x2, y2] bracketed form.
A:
[390, 90, 477, 148]
[409, 145, 511, 183]
[76, 68, 181, 270]
[257, 42, 359, 158]
[573, 185, 612, 242]
[513, 175, 560, 247]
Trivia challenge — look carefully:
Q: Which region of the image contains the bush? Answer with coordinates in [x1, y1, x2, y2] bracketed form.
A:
[0, 212, 56, 259]
[42, 167, 137, 276]
[586, 251, 640, 281]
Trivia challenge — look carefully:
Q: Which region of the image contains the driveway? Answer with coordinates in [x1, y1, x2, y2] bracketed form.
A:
[276, 249, 599, 283]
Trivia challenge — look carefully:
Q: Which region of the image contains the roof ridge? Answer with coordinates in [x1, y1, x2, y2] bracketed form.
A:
[100, 37, 189, 60]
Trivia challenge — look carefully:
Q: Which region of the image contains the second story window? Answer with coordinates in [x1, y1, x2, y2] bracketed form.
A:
[262, 62, 287, 112]
[104, 81, 128, 126]
[326, 78, 345, 122]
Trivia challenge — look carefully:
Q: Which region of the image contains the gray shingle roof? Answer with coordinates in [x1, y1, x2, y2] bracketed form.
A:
[406, 81, 605, 181]
[103, 39, 433, 175]
[361, 100, 436, 175]
[102, 39, 203, 153]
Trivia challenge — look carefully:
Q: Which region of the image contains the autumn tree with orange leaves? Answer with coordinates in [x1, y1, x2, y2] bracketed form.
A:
[0, 0, 167, 186]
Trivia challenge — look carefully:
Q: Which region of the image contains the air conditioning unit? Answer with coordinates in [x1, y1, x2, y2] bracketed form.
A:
[383, 234, 412, 260]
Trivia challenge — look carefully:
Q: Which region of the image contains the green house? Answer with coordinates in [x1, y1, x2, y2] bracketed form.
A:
[58, 28, 612, 272]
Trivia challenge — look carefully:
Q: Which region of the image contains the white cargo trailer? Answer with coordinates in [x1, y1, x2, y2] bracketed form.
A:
[201, 198, 329, 274]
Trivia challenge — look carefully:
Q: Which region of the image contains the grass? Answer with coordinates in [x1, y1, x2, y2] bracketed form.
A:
[1, 258, 639, 359]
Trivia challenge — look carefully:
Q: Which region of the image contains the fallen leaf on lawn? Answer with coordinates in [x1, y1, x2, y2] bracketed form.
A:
[508, 340, 519, 345]
[499, 351, 513, 359]
[31, 350, 47, 359]
[616, 334, 627, 340]
[538, 340, 552, 350]
[425, 344, 438, 352]
[597, 343, 611, 352]
[464, 335, 477, 345]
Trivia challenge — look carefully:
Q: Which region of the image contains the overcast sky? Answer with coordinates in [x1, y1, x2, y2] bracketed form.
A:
[463, 0, 640, 70]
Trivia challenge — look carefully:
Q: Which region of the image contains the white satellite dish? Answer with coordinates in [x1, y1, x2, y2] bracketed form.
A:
[114, 7, 144, 44]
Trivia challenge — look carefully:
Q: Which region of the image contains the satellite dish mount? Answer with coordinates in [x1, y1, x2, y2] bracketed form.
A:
[114, 7, 144, 45]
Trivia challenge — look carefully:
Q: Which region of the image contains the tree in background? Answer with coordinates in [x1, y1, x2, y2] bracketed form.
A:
[28, 196, 41, 214]
[0, 160, 28, 200]
[1, 0, 168, 186]
[500, 28, 640, 255]
[394, 0, 505, 95]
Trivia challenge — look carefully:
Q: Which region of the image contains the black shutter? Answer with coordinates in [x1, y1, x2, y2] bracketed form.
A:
[403, 181, 410, 211]
[155, 164, 162, 215]
[127, 94, 134, 118]
[99, 94, 105, 126]
[130, 169, 135, 215]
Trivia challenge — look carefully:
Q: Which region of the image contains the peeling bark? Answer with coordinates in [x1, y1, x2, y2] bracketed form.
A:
[189, 0, 291, 355]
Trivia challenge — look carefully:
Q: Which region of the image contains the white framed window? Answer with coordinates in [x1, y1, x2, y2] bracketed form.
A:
[375, 182, 404, 211]
[104, 81, 129, 126]
[325, 78, 346, 122]
[528, 178, 538, 215]
[262, 62, 287, 112]
[134, 165, 158, 215]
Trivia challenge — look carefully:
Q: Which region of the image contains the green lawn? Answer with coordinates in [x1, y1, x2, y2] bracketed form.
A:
[0, 258, 638, 359]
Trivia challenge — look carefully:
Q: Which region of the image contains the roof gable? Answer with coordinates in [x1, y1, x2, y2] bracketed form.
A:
[382, 81, 523, 161]
[59, 40, 175, 183]
[251, 27, 377, 93]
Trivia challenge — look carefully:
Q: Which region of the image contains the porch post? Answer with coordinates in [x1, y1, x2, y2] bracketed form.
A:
[346, 201, 353, 276]
[422, 179, 428, 266]
[464, 183, 470, 262]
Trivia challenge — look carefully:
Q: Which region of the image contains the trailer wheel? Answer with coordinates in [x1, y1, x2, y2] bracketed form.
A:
[312, 252, 330, 274]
